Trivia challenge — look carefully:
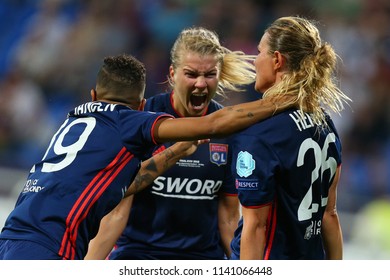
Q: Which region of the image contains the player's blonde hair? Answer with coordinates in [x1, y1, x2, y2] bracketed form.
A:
[169, 26, 256, 98]
[262, 16, 351, 126]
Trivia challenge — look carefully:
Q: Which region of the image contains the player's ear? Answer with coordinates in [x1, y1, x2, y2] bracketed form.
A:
[169, 65, 175, 83]
[91, 89, 97, 101]
[273, 51, 286, 70]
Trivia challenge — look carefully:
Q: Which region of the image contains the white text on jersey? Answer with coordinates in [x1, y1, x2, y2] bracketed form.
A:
[289, 110, 314, 131]
[22, 179, 45, 193]
[151, 176, 223, 200]
[73, 102, 117, 115]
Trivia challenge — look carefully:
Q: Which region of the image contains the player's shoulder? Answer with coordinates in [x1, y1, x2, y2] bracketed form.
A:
[207, 99, 224, 113]
[145, 92, 170, 106]
[144, 93, 170, 112]
[235, 109, 296, 138]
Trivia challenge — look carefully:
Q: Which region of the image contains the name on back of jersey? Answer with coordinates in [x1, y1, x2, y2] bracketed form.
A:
[72, 102, 117, 115]
[289, 110, 314, 131]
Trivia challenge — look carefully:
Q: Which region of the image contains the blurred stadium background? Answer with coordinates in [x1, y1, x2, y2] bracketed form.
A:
[0, 0, 389, 259]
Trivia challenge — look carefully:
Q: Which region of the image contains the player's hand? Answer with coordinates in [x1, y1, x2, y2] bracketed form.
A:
[173, 139, 210, 157]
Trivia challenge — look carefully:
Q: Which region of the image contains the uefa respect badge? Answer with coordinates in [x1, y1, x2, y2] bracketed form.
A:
[236, 151, 255, 177]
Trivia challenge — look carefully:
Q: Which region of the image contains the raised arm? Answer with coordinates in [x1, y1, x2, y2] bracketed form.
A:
[154, 97, 290, 142]
[85, 140, 207, 260]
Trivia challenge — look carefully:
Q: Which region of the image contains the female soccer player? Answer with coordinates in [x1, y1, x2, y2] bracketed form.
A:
[230, 16, 351, 260]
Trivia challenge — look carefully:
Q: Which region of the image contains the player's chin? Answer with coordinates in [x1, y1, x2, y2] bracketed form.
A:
[254, 82, 262, 93]
[190, 105, 207, 117]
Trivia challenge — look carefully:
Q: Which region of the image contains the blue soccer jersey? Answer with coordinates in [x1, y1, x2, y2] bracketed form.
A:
[230, 109, 342, 259]
[109, 92, 236, 260]
[0, 101, 171, 260]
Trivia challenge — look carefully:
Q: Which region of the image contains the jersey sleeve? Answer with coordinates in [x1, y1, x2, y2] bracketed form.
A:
[220, 170, 237, 196]
[232, 133, 279, 208]
[219, 137, 237, 196]
[119, 110, 172, 156]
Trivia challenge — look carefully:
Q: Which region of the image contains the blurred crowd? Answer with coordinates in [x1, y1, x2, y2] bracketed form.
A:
[0, 0, 390, 239]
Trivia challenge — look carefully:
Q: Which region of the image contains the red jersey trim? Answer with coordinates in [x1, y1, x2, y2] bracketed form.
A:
[264, 199, 277, 260]
[241, 201, 272, 209]
[150, 114, 173, 145]
[221, 192, 238, 197]
[59, 147, 133, 259]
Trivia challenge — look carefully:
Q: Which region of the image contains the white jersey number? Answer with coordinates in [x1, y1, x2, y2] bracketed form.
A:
[297, 133, 337, 221]
[38, 118, 96, 172]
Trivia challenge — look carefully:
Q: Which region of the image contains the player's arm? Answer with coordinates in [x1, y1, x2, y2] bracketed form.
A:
[85, 195, 133, 260]
[218, 194, 240, 258]
[154, 97, 293, 142]
[322, 165, 343, 259]
[85, 140, 207, 260]
[125, 139, 209, 196]
[240, 204, 270, 260]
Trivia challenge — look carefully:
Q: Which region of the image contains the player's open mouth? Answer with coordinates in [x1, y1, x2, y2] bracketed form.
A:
[190, 93, 207, 110]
